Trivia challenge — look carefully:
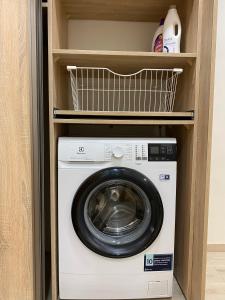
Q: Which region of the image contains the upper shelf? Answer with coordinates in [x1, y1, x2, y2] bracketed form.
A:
[53, 0, 198, 53]
[59, 0, 181, 22]
[53, 49, 196, 71]
[53, 119, 195, 126]
[54, 110, 194, 118]
[53, 110, 195, 126]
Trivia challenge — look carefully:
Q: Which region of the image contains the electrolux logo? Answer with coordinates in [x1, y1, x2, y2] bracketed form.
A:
[76, 146, 86, 155]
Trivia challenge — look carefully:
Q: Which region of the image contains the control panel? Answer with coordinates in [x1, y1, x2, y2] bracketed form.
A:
[104, 144, 132, 161]
[135, 144, 148, 161]
[58, 140, 176, 162]
[105, 143, 176, 161]
[148, 143, 177, 161]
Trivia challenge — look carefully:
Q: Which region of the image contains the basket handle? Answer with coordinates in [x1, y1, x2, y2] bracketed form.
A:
[67, 66, 183, 75]
[67, 66, 77, 71]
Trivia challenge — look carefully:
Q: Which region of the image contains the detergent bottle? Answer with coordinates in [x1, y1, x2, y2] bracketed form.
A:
[152, 19, 164, 52]
[163, 5, 181, 53]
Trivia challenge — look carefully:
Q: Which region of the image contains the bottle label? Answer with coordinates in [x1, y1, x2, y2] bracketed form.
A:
[154, 34, 163, 52]
[163, 37, 179, 53]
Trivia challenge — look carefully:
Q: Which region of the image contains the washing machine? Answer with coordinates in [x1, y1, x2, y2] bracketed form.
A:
[58, 137, 177, 299]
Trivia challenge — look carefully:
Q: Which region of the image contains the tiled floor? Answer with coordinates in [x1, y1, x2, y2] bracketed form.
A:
[205, 252, 225, 300]
[48, 252, 225, 300]
[170, 279, 185, 300]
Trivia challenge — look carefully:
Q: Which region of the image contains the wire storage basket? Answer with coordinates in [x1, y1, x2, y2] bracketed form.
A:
[67, 66, 183, 113]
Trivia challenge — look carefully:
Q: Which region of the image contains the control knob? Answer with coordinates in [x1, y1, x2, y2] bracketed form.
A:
[112, 146, 124, 159]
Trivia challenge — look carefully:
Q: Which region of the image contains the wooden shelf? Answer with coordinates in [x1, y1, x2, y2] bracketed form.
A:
[53, 118, 194, 126]
[54, 110, 194, 119]
[53, 49, 196, 71]
[48, 1, 217, 300]
[60, 0, 181, 22]
[53, 110, 194, 125]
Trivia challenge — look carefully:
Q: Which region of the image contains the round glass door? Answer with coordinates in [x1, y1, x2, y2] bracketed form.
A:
[84, 179, 151, 245]
[72, 167, 163, 258]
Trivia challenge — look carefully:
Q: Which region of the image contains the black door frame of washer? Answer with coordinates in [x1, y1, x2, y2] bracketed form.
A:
[72, 167, 164, 258]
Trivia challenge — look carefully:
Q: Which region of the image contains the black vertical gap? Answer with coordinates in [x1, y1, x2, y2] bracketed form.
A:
[34, 1, 50, 299]
[42, 4, 51, 300]
[31, 0, 45, 299]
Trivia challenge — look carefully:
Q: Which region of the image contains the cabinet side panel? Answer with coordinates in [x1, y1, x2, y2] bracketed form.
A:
[173, 127, 194, 298]
[191, 0, 218, 299]
[52, 0, 68, 48]
[48, 1, 58, 299]
[0, 0, 34, 299]
[178, 0, 199, 53]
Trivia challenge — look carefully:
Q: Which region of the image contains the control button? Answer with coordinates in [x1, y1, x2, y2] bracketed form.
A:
[124, 145, 132, 160]
[112, 146, 124, 159]
[167, 145, 173, 155]
[105, 157, 111, 161]
[135, 145, 142, 160]
[104, 144, 111, 154]
[160, 146, 167, 155]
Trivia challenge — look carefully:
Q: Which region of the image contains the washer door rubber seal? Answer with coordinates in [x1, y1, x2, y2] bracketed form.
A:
[71, 167, 164, 258]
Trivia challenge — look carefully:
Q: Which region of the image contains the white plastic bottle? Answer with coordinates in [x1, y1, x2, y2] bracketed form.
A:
[163, 5, 181, 53]
[152, 19, 164, 52]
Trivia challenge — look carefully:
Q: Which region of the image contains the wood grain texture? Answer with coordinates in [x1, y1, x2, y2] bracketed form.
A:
[52, 0, 68, 48]
[52, 50, 196, 113]
[208, 245, 225, 252]
[53, 118, 195, 125]
[172, 2, 201, 298]
[54, 110, 194, 118]
[49, 1, 218, 300]
[53, 49, 196, 70]
[177, 0, 199, 53]
[191, 0, 218, 299]
[0, 0, 34, 300]
[59, 0, 181, 22]
[49, 1, 60, 299]
[174, 61, 196, 112]
[171, 126, 195, 298]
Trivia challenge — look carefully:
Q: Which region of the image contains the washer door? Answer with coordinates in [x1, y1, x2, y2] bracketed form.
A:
[71, 167, 163, 258]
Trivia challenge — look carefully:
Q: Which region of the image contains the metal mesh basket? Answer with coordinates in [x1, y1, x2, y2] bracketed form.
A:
[67, 66, 183, 113]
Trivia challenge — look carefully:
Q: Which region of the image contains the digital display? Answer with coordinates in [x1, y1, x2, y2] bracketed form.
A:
[150, 146, 159, 155]
[148, 143, 177, 161]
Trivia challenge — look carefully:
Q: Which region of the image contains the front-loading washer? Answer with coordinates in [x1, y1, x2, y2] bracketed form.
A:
[58, 137, 177, 299]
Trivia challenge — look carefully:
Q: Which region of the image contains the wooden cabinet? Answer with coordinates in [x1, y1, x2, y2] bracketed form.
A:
[46, 1, 217, 300]
[0, 1, 35, 300]
[0, 1, 216, 300]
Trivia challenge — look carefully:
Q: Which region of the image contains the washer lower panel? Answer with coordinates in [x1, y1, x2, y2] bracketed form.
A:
[59, 272, 173, 299]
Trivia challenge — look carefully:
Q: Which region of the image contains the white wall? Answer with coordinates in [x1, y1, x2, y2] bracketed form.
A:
[68, 20, 158, 51]
[208, 0, 225, 245]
